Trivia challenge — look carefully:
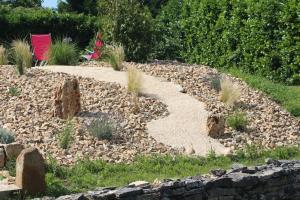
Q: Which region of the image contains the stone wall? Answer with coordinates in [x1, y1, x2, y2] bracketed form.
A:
[49, 159, 300, 200]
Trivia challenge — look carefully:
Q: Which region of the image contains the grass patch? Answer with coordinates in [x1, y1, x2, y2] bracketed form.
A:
[8, 86, 20, 96]
[127, 66, 142, 95]
[0, 45, 8, 65]
[225, 68, 300, 117]
[11, 40, 32, 75]
[58, 121, 75, 149]
[44, 145, 300, 197]
[49, 40, 78, 65]
[226, 111, 248, 131]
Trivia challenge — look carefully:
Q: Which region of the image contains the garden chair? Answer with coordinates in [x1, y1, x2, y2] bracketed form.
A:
[31, 34, 52, 66]
[82, 33, 103, 61]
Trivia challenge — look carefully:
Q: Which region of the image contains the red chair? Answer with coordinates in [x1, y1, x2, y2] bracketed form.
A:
[82, 33, 103, 61]
[31, 34, 51, 66]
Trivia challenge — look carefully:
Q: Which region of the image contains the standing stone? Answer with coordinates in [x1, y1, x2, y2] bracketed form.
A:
[16, 147, 46, 195]
[4, 143, 24, 160]
[0, 147, 5, 168]
[53, 78, 81, 119]
[207, 115, 225, 138]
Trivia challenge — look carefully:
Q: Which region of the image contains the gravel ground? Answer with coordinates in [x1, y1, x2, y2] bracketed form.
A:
[0, 65, 176, 165]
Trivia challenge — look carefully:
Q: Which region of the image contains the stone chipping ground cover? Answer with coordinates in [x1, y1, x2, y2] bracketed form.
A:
[130, 61, 300, 150]
[0, 66, 177, 165]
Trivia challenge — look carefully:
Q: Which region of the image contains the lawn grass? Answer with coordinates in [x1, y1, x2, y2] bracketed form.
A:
[223, 68, 300, 118]
[43, 145, 300, 197]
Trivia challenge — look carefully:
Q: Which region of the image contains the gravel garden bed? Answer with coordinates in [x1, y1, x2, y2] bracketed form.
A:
[131, 61, 300, 151]
[0, 66, 176, 165]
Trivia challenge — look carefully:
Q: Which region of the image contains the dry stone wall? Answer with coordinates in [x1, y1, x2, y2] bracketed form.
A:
[47, 159, 300, 200]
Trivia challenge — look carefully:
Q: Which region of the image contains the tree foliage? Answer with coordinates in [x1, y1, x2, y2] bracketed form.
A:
[0, 0, 43, 7]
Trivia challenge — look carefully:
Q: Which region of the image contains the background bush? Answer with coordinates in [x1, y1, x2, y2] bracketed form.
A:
[155, 0, 300, 84]
[0, 5, 98, 49]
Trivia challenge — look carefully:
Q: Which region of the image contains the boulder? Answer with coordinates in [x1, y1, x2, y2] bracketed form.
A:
[207, 115, 225, 138]
[16, 147, 46, 195]
[0, 147, 5, 168]
[53, 78, 81, 119]
[4, 143, 24, 160]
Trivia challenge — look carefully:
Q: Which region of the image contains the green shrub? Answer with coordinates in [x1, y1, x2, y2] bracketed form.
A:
[11, 40, 32, 75]
[156, 0, 300, 84]
[8, 87, 20, 96]
[49, 40, 78, 65]
[226, 111, 248, 132]
[109, 1, 155, 62]
[106, 44, 125, 71]
[0, 5, 98, 49]
[58, 121, 74, 149]
[0, 128, 15, 144]
[87, 118, 114, 140]
[210, 75, 221, 92]
[0, 45, 8, 65]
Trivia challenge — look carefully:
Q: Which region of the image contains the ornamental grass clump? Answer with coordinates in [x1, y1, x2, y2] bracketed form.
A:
[0, 128, 15, 144]
[58, 121, 75, 149]
[127, 66, 142, 95]
[226, 111, 248, 132]
[106, 44, 125, 71]
[87, 118, 114, 140]
[11, 40, 32, 75]
[219, 78, 241, 107]
[49, 40, 78, 65]
[0, 45, 8, 65]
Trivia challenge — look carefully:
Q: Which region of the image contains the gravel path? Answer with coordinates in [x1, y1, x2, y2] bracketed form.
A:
[41, 65, 229, 155]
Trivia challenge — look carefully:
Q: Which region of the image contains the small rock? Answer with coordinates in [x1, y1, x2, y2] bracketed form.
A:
[16, 147, 46, 195]
[207, 114, 225, 138]
[211, 169, 226, 177]
[128, 181, 149, 188]
[185, 144, 195, 155]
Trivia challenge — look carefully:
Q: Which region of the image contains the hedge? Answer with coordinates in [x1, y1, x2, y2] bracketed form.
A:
[0, 5, 99, 48]
[156, 0, 300, 84]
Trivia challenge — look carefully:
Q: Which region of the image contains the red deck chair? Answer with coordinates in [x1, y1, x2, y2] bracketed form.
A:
[31, 34, 51, 66]
[82, 34, 103, 61]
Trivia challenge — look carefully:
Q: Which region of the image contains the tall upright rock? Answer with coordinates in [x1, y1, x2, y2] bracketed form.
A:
[53, 78, 81, 119]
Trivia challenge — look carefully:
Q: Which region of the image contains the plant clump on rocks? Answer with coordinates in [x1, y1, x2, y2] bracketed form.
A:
[87, 118, 114, 140]
[226, 111, 248, 132]
[11, 40, 32, 75]
[219, 78, 241, 107]
[49, 40, 78, 65]
[8, 86, 20, 96]
[0, 128, 15, 144]
[58, 121, 75, 149]
[127, 66, 142, 95]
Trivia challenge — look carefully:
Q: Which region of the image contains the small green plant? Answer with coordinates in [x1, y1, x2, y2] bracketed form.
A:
[226, 111, 248, 131]
[11, 40, 32, 75]
[0, 128, 15, 144]
[8, 87, 20, 96]
[127, 66, 142, 95]
[87, 118, 114, 140]
[58, 121, 75, 149]
[210, 75, 221, 91]
[49, 40, 78, 65]
[106, 44, 125, 71]
[219, 78, 241, 106]
[0, 45, 8, 65]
